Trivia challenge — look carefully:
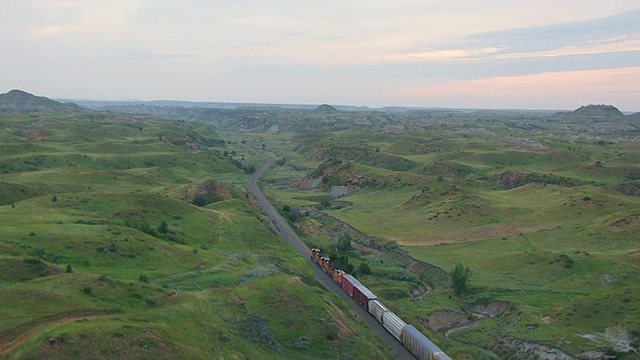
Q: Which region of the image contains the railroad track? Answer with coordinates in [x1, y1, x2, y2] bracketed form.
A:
[245, 150, 415, 359]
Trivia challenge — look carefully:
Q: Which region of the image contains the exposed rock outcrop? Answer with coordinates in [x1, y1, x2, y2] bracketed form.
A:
[181, 179, 233, 206]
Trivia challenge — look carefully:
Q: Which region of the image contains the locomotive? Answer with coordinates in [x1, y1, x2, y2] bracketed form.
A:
[310, 248, 451, 360]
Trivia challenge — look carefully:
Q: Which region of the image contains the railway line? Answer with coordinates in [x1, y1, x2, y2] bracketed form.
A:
[246, 153, 416, 359]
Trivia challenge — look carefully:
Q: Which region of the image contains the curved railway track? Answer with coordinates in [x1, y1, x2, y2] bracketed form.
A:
[246, 152, 416, 359]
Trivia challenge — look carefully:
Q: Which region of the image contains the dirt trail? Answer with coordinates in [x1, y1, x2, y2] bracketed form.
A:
[143, 330, 169, 350]
[0, 314, 101, 356]
[445, 322, 480, 337]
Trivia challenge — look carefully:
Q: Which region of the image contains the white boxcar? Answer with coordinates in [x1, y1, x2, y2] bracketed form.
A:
[401, 325, 451, 360]
[381, 311, 406, 341]
[368, 299, 389, 322]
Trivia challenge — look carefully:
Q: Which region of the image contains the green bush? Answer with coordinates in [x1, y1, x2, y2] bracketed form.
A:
[294, 335, 311, 349]
[451, 263, 471, 297]
[358, 262, 371, 275]
[159, 220, 169, 234]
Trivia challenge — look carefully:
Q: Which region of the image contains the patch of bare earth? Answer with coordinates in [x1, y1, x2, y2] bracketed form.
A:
[426, 301, 515, 337]
[507, 137, 548, 152]
[495, 337, 575, 360]
[180, 179, 233, 206]
[142, 330, 169, 350]
[468, 300, 514, 318]
[0, 312, 105, 356]
[324, 301, 354, 341]
[608, 215, 640, 230]
[426, 310, 470, 333]
[22, 130, 47, 140]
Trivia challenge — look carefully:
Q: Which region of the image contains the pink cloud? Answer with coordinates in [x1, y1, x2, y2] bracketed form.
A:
[394, 66, 640, 110]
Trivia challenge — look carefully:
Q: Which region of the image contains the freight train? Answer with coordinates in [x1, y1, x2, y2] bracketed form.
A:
[310, 248, 452, 360]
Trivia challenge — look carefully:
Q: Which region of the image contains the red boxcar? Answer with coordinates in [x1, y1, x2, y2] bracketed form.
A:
[341, 274, 362, 298]
[352, 284, 377, 311]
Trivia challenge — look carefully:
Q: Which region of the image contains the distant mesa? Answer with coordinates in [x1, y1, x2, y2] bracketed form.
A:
[554, 104, 624, 118]
[0, 89, 82, 113]
[313, 104, 338, 114]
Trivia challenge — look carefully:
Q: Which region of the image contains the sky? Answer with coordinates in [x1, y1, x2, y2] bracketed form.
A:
[1, 0, 639, 111]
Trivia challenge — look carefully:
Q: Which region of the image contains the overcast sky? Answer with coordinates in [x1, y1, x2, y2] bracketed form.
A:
[1, 1, 639, 110]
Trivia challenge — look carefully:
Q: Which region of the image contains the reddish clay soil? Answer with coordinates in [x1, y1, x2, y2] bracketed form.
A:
[23, 130, 47, 140]
[0, 314, 102, 356]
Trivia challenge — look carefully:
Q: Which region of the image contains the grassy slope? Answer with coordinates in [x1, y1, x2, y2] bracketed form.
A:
[0, 114, 393, 359]
[250, 125, 640, 359]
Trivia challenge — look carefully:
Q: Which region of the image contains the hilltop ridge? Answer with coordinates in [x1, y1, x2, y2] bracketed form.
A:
[554, 104, 625, 118]
[0, 89, 82, 113]
[313, 104, 339, 114]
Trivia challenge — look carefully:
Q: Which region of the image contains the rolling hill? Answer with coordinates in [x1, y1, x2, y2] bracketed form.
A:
[0, 90, 82, 113]
[0, 110, 395, 359]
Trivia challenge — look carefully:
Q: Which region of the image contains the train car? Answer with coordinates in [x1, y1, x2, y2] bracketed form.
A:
[319, 256, 333, 273]
[310, 248, 344, 284]
[401, 325, 452, 360]
[368, 300, 406, 341]
[352, 284, 377, 311]
[368, 299, 389, 322]
[328, 265, 344, 284]
[310, 248, 323, 264]
[311, 249, 451, 358]
[341, 274, 362, 298]
[381, 311, 406, 342]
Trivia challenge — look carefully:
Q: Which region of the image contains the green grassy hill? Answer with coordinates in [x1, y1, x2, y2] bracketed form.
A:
[0, 113, 394, 359]
[0, 90, 82, 113]
[238, 117, 640, 359]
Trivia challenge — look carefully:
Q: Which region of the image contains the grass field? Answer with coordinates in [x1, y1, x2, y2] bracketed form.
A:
[250, 119, 640, 359]
[0, 113, 395, 359]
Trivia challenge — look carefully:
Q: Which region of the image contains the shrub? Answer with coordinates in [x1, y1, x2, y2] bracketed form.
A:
[242, 162, 257, 174]
[294, 335, 311, 349]
[66, 264, 73, 273]
[46, 252, 61, 263]
[337, 235, 352, 252]
[288, 206, 301, 222]
[240, 267, 277, 282]
[166, 234, 185, 244]
[81, 286, 93, 295]
[451, 263, 472, 297]
[239, 315, 282, 353]
[139, 274, 149, 283]
[159, 220, 169, 234]
[358, 262, 371, 275]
